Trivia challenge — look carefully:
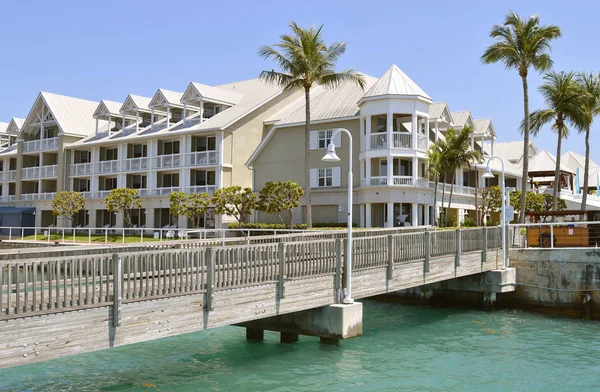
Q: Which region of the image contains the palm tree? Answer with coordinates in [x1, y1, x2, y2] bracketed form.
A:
[527, 71, 586, 212]
[426, 143, 444, 226]
[258, 22, 365, 228]
[482, 11, 561, 223]
[442, 125, 482, 226]
[576, 72, 600, 210]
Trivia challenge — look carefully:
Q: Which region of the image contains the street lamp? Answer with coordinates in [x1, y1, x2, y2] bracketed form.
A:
[321, 128, 353, 304]
[482, 156, 506, 269]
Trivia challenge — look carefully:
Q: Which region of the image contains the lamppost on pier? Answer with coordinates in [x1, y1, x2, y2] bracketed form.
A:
[321, 128, 354, 304]
[482, 156, 507, 269]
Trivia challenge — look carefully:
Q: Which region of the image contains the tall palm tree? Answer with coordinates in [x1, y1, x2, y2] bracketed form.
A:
[576, 72, 600, 210]
[482, 11, 561, 223]
[258, 22, 366, 228]
[527, 71, 586, 212]
[426, 143, 444, 226]
[443, 125, 482, 226]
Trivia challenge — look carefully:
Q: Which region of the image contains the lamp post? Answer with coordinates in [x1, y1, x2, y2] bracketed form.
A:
[482, 156, 506, 269]
[321, 128, 354, 304]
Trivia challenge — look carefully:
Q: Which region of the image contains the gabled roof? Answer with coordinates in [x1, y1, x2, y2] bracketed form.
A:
[451, 111, 475, 129]
[6, 118, 25, 135]
[428, 102, 453, 124]
[483, 141, 537, 164]
[120, 94, 153, 114]
[473, 118, 496, 138]
[182, 82, 244, 106]
[150, 89, 184, 109]
[266, 75, 378, 126]
[561, 151, 600, 173]
[94, 100, 123, 118]
[529, 150, 574, 175]
[0, 122, 8, 135]
[361, 64, 431, 102]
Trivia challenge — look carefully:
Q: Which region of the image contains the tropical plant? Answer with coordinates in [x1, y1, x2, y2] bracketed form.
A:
[258, 22, 366, 228]
[52, 191, 85, 224]
[482, 11, 562, 222]
[426, 143, 445, 226]
[169, 191, 211, 228]
[509, 190, 544, 219]
[104, 188, 142, 228]
[526, 71, 586, 212]
[540, 193, 567, 221]
[257, 181, 304, 229]
[575, 72, 600, 210]
[440, 125, 482, 226]
[477, 186, 502, 226]
[212, 186, 257, 225]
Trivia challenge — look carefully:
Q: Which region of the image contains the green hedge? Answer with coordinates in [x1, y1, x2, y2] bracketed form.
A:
[227, 222, 358, 231]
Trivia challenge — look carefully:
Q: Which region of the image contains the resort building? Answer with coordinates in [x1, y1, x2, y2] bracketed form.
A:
[2, 63, 596, 231]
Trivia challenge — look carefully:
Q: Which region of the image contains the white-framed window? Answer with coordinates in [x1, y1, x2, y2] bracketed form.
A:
[309, 167, 341, 188]
[309, 130, 342, 150]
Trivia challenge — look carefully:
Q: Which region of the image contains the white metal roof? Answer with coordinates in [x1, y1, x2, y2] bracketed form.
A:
[450, 111, 474, 128]
[529, 150, 574, 174]
[150, 89, 184, 109]
[94, 100, 123, 118]
[185, 82, 244, 106]
[0, 122, 8, 135]
[266, 75, 378, 126]
[483, 141, 537, 164]
[361, 65, 431, 101]
[39, 92, 99, 137]
[428, 102, 453, 123]
[561, 151, 600, 173]
[120, 94, 153, 114]
[473, 118, 496, 138]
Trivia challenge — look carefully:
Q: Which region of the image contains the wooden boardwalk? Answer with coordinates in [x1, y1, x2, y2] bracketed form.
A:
[0, 227, 502, 368]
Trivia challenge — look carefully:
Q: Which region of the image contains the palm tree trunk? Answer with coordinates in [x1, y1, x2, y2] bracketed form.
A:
[304, 87, 312, 228]
[520, 75, 530, 223]
[581, 126, 591, 211]
[552, 129, 563, 212]
[447, 173, 455, 226]
[440, 173, 447, 226]
[432, 176, 439, 226]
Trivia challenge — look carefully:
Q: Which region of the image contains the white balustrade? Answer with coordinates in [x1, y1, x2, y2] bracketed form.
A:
[70, 162, 93, 176]
[21, 165, 57, 179]
[23, 137, 59, 152]
[21, 192, 56, 201]
[0, 195, 16, 202]
[96, 160, 120, 174]
[417, 135, 427, 151]
[369, 133, 388, 149]
[153, 154, 182, 169]
[122, 157, 149, 171]
[392, 132, 412, 149]
[393, 176, 413, 186]
[185, 151, 218, 167]
[183, 185, 218, 194]
[148, 187, 181, 196]
[0, 170, 16, 181]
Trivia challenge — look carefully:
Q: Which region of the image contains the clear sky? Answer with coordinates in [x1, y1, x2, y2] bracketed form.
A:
[0, 0, 598, 159]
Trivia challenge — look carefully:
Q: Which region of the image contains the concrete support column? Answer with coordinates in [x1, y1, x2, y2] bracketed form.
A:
[411, 114, 418, 149]
[411, 203, 418, 227]
[179, 135, 189, 191]
[387, 111, 393, 148]
[412, 156, 418, 186]
[115, 212, 124, 228]
[435, 121, 440, 142]
[117, 143, 127, 189]
[145, 208, 155, 233]
[387, 155, 393, 185]
[359, 160, 364, 186]
[457, 208, 464, 225]
[216, 131, 224, 189]
[425, 116, 430, 146]
[365, 115, 371, 150]
[280, 332, 299, 343]
[359, 115, 365, 151]
[15, 140, 23, 199]
[470, 136, 474, 151]
[88, 209, 97, 229]
[365, 203, 372, 228]
[246, 328, 264, 341]
[424, 205, 430, 226]
[359, 204, 365, 228]
[365, 158, 371, 186]
[386, 202, 394, 228]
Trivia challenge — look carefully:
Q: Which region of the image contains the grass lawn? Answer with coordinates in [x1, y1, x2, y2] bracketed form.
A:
[20, 233, 161, 243]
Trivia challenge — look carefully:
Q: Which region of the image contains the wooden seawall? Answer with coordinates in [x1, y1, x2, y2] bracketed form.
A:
[0, 227, 502, 368]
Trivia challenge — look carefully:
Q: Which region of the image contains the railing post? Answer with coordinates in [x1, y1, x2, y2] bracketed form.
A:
[455, 228, 461, 267]
[387, 235, 394, 279]
[550, 224, 554, 249]
[424, 231, 431, 273]
[335, 239, 343, 303]
[482, 226, 487, 263]
[205, 248, 215, 311]
[278, 242, 286, 299]
[112, 254, 122, 328]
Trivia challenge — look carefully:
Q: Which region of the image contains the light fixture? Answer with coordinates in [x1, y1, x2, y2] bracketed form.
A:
[482, 167, 494, 179]
[321, 143, 341, 162]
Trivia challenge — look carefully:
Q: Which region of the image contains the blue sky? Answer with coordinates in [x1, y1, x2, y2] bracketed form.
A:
[0, 0, 598, 158]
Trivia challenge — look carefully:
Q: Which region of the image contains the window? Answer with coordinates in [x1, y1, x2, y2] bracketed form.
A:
[132, 144, 147, 158]
[310, 167, 341, 188]
[105, 148, 118, 161]
[194, 170, 216, 186]
[162, 173, 179, 187]
[104, 178, 117, 190]
[377, 117, 386, 133]
[131, 175, 147, 189]
[319, 168, 333, 187]
[310, 130, 341, 150]
[163, 141, 180, 155]
[194, 136, 216, 152]
[318, 130, 333, 149]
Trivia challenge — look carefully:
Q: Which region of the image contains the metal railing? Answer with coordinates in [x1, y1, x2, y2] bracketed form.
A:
[185, 151, 218, 166]
[20, 192, 56, 201]
[122, 157, 149, 171]
[392, 132, 412, 148]
[23, 137, 59, 152]
[0, 170, 16, 181]
[509, 221, 600, 249]
[96, 160, 119, 174]
[22, 165, 58, 179]
[153, 154, 181, 169]
[70, 163, 93, 176]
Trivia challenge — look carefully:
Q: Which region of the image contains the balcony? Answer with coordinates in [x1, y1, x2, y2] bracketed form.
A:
[0, 170, 16, 182]
[183, 185, 217, 194]
[23, 137, 59, 153]
[21, 192, 56, 201]
[22, 165, 58, 179]
[153, 154, 181, 169]
[0, 195, 16, 202]
[92, 190, 113, 199]
[361, 176, 430, 187]
[361, 132, 413, 151]
[96, 160, 119, 174]
[122, 157, 149, 171]
[185, 151, 218, 167]
[147, 187, 181, 196]
[70, 162, 93, 176]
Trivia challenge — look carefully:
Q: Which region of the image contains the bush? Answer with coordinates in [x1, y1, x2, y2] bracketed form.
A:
[461, 216, 477, 227]
[228, 222, 307, 231]
[312, 222, 358, 228]
[485, 219, 499, 226]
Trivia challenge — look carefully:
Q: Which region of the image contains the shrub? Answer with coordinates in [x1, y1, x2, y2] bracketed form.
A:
[460, 216, 477, 227]
[312, 222, 358, 228]
[485, 219, 499, 226]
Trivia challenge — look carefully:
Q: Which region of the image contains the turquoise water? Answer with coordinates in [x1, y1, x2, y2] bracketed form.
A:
[1, 301, 599, 391]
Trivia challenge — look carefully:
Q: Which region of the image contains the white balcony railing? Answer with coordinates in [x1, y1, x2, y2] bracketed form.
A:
[21, 192, 56, 201]
[0, 195, 16, 202]
[369, 133, 388, 149]
[185, 151, 218, 167]
[122, 157, 149, 171]
[183, 185, 218, 194]
[392, 132, 412, 149]
[22, 165, 58, 179]
[153, 154, 182, 169]
[23, 137, 59, 153]
[417, 135, 427, 151]
[392, 176, 413, 186]
[70, 162, 93, 176]
[362, 132, 414, 151]
[96, 160, 119, 174]
[0, 170, 16, 182]
[148, 187, 181, 196]
[93, 190, 113, 199]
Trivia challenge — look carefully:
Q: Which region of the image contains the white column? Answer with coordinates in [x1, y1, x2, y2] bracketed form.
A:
[166, 107, 171, 127]
[425, 116, 430, 147]
[470, 136, 474, 150]
[359, 160, 365, 186]
[135, 110, 139, 133]
[95, 118, 99, 136]
[216, 131, 224, 189]
[148, 139, 158, 191]
[88, 209, 97, 229]
[491, 137, 495, 156]
[365, 115, 371, 150]
[412, 157, 418, 185]
[117, 144, 127, 188]
[199, 101, 205, 122]
[435, 121, 440, 142]
[359, 116, 365, 151]
[365, 158, 371, 187]
[107, 115, 112, 134]
[151, 108, 155, 126]
[411, 114, 418, 149]
[180, 135, 189, 191]
[457, 208, 464, 225]
[183, 104, 187, 122]
[365, 203, 372, 227]
[387, 156, 393, 185]
[359, 204, 365, 228]
[145, 208, 155, 232]
[387, 111, 393, 148]
[386, 202, 394, 228]
[424, 205, 430, 226]
[115, 212, 124, 228]
[411, 203, 418, 227]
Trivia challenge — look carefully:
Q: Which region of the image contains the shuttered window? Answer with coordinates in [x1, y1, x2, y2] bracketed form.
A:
[309, 167, 341, 188]
[309, 130, 342, 150]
